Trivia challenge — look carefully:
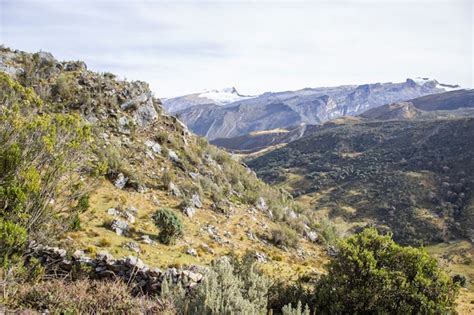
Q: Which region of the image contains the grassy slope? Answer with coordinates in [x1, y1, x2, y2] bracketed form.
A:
[66, 180, 326, 277]
[0, 47, 325, 281]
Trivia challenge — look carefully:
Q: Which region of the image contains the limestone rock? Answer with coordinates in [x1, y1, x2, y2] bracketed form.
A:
[123, 241, 140, 253]
[183, 206, 196, 218]
[168, 182, 181, 197]
[111, 219, 129, 236]
[145, 140, 162, 154]
[256, 197, 267, 211]
[186, 248, 198, 257]
[168, 150, 179, 162]
[191, 194, 202, 208]
[125, 255, 145, 269]
[306, 230, 318, 243]
[114, 173, 128, 189]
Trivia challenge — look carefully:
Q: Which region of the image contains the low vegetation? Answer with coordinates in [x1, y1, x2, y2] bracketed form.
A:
[0, 46, 467, 313]
[153, 208, 184, 245]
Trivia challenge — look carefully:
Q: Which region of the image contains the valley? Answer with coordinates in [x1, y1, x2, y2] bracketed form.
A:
[1, 46, 473, 313]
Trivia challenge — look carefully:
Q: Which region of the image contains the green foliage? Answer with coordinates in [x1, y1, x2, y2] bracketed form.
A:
[0, 73, 91, 241]
[69, 213, 81, 231]
[268, 278, 315, 314]
[0, 219, 27, 265]
[152, 208, 184, 245]
[281, 302, 310, 315]
[452, 274, 467, 287]
[314, 228, 459, 313]
[317, 218, 340, 245]
[269, 225, 299, 249]
[188, 255, 271, 315]
[75, 194, 90, 213]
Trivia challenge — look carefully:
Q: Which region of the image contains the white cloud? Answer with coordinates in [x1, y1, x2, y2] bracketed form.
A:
[0, 0, 472, 97]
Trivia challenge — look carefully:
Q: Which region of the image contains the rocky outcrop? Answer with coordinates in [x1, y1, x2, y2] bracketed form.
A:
[26, 244, 204, 294]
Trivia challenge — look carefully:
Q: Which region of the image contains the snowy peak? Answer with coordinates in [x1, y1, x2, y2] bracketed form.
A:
[408, 77, 461, 91]
[198, 87, 254, 105]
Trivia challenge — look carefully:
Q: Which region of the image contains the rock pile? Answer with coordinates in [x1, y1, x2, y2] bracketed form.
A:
[26, 244, 204, 294]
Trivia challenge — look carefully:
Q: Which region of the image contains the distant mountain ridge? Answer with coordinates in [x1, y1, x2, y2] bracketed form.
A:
[163, 87, 254, 113]
[167, 78, 459, 140]
[211, 89, 474, 153]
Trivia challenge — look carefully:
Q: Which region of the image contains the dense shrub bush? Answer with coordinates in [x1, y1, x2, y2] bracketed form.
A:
[152, 208, 184, 245]
[314, 228, 459, 313]
[269, 225, 299, 249]
[187, 254, 270, 315]
[0, 72, 91, 242]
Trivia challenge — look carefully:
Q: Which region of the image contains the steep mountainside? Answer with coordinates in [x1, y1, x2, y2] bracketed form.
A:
[247, 118, 474, 246]
[0, 47, 325, 276]
[174, 78, 457, 140]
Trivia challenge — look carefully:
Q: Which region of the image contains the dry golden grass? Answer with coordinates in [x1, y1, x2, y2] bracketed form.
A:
[66, 179, 326, 277]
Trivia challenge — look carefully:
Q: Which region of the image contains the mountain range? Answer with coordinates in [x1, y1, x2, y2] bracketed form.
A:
[164, 78, 460, 141]
[211, 89, 474, 153]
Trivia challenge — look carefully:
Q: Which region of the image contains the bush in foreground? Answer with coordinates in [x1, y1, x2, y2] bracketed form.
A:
[314, 228, 459, 313]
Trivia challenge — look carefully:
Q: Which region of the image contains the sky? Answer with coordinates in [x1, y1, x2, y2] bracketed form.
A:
[0, 0, 472, 97]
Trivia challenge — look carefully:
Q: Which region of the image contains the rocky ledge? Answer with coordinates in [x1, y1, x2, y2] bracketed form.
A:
[26, 244, 204, 295]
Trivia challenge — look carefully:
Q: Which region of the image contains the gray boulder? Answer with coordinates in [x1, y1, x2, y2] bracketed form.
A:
[191, 194, 202, 208]
[145, 140, 162, 154]
[114, 173, 128, 189]
[123, 241, 140, 253]
[186, 248, 198, 257]
[111, 219, 129, 236]
[168, 150, 179, 162]
[183, 206, 196, 218]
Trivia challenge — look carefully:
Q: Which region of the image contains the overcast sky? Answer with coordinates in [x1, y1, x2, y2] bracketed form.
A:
[0, 0, 472, 97]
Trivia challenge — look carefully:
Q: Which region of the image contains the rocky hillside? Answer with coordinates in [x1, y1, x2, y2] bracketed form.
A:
[0, 47, 326, 278]
[172, 78, 457, 140]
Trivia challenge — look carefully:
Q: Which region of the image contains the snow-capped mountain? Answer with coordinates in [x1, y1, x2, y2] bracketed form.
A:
[172, 78, 462, 140]
[163, 87, 255, 113]
[412, 77, 461, 91]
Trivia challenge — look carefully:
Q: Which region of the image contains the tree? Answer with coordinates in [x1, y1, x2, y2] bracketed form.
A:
[152, 208, 184, 245]
[314, 228, 459, 313]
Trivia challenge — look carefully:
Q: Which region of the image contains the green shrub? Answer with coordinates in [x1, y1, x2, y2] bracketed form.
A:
[317, 218, 340, 245]
[0, 73, 91, 241]
[269, 225, 299, 249]
[314, 228, 459, 313]
[188, 254, 270, 315]
[75, 194, 90, 212]
[281, 302, 310, 315]
[0, 219, 27, 264]
[268, 278, 315, 314]
[69, 213, 81, 231]
[152, 208, 183, 245]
